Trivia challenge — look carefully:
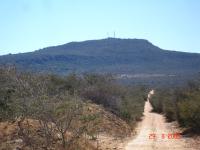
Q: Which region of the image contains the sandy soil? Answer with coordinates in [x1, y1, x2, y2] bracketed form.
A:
[96, 134, 128, 150]
[125, 90, 197, 150]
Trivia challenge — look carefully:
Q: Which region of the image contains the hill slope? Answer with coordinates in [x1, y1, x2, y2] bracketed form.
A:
[1, 38, 200, 75]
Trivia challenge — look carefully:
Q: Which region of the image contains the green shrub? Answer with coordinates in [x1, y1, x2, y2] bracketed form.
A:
[177, 91, 200, 131]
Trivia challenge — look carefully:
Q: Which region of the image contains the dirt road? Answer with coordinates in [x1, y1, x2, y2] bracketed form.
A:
[125, 90, 195, 150]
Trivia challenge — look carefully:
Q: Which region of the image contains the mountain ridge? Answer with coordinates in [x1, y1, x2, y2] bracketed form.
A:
[1, 38, 200, 75]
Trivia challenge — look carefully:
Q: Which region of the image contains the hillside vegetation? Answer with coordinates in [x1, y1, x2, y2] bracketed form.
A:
[0, 66, 147, 150]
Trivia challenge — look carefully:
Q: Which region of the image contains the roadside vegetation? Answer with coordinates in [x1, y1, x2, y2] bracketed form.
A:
[150, 78, 200, 133]
[0, 66, 147, 150]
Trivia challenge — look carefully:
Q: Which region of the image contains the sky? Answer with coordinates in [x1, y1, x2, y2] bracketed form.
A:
[0, 0, 200, 55]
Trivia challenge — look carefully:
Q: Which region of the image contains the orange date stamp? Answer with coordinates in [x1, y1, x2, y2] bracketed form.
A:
[149, 132, 181, 140]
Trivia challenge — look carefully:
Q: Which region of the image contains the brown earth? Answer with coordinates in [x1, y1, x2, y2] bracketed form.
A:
[0, 103, 131, 150]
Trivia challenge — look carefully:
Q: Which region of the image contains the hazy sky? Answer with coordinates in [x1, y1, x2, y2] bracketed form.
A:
[0, 0, 200, 55]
